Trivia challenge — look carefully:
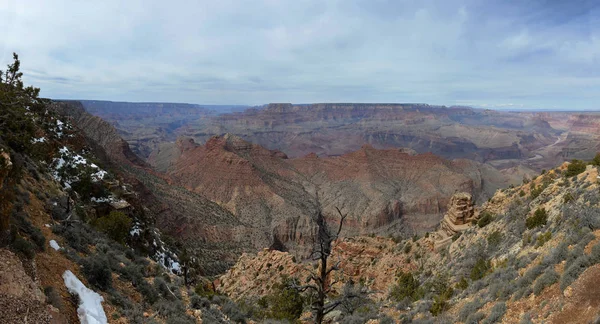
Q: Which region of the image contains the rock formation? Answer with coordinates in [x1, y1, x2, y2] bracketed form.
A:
[430, 192, 477, 251]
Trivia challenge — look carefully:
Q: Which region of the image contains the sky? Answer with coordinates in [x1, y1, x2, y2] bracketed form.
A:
[1, 0, 599, 109]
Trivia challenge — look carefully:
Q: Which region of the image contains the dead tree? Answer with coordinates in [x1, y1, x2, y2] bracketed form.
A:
[294, 206, 348, 323]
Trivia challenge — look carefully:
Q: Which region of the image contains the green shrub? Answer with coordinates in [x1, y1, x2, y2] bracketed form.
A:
[11, 236, 35, 259]
[482, 302, 506, 324]
[466, 312, 485, 324]
[535, 231, 552, 248]
[533, 269, 559, 295]
[258, 278, 304, 321]
[560, 255, 590, 290]
[563, 192, 575, 204]
[390, 271, 421, 302]
[82, 255, 112, 291]
[565, 159, 587, 177]
[487, 231, 503, 249]
[470, 258, 491, 281]
[478, 212, 494, 228]
[592, 153, 600, 166]
[190, 294, 210, 309]
[430, 294, 449, 316]
[458, 300, 483, 321]
[92, 211, 132, 244]
[403, 242, 412, 254]
[526, 208, 547, 229]
[456, 277, 468, 290]
[530, 185, 543, 199]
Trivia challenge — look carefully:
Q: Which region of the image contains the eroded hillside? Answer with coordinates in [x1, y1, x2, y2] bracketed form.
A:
[218, 158, 600, 323]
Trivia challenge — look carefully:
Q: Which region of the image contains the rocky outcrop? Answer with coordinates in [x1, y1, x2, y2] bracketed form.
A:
[429, 192, 477, 251]
[439, 193, 476, 235]
[218, 236, 418, 301]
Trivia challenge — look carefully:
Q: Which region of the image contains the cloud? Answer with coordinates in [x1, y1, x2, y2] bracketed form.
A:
[0, 0, 599, 109]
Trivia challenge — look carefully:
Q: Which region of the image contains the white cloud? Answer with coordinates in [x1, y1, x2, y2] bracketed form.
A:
[0, 0, 598, 109]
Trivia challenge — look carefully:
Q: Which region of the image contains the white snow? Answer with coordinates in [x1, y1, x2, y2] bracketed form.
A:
[72, 154, 87, 165]
[170, 261, 181, 273]
[62, 270, 107, 324]
[91, 170, 107, 181]
[90, 197, 111, 203]
[130, 223, 142, 236]
[32, 137, 46, 144]
[49, 240, 61, 250]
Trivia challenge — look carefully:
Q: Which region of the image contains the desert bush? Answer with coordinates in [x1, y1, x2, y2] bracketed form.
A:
[458, 300, 483, 321]
[592, 153, 600, 166]
[591, 242, 600, 264]
[482, 302, 506, 324]
[92, 211, 132, 244]
[257, 278, 304, 321]
[153, 299, 189, 323]
[390, 271, 421, 302]
[526, 208, 547, 229]
[44, 286, 63, 310]
[542, 242, 568, 266]
[82, 254, 112, 291]
[560, 255, 591, 290]
[430, 294, 449, 316]
[514, 252, 538, 269]
[487, 231, 503, 250]
[165, 315, 196, 324]
[202, 307, 228, 323]
[530, 185, 544, 199]
[339, 281, 370, 316]
[535, 231, 552, 248]
[566, 245, 585, 264]
[222, 300, 248, 323]
[109, 291, 133, 309]
[465, 312, 485, 324]
[456, 277, 468, 290]
[136, 280, 159, 304]
[190, 294, 210, 309]
[52, 223, 97, 253]
[519, 312, 533, 324]
[341, 310, 379, 324]
[533, 269, 559, 295]
[478, 212, 494, 228]
[10, 236, 35, 259]
[563, 205, 600, 233]
[563, 192, 575, 204]
[521, 264, 545, 286]
[565, 159, 587, 177]
[470, 258, 491, 281]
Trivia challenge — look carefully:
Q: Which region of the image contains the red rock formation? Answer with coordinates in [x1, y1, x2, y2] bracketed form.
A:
[167, 135, 510, 252]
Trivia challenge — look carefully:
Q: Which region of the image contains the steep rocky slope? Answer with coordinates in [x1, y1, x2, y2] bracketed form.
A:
[218, 158, 600, 323]
[167, 134, 521, 255]
[54, 101, 260, 273]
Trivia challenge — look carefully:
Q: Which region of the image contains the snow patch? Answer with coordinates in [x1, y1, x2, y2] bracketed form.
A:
[62, 270, 107, 324]
[91, 170, 107, 182]
[49, 240, 60, 250]
[32, 137, 46, 144]
[130, 223, 142, 236]
[90, 197, 111, 203]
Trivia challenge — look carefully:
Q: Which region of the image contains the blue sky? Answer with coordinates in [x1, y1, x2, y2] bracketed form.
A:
[1, 0, 599, 109]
